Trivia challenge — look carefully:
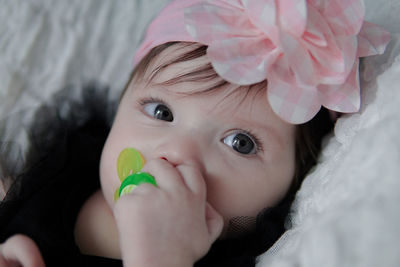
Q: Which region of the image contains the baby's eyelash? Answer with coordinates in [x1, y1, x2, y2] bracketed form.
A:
[242, 129, 264, 153]
[137, 97, 168, 107]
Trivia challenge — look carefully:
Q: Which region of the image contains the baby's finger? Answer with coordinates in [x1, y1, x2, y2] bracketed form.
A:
[2, 235, 45, 267]
[205, 203, 224, 243]
[176, 163, 206, 198]
[0, 248, 14, 267]
[141, 158, 185, 192]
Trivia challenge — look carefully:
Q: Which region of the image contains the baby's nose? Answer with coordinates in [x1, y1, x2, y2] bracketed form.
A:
[154, 134, 202, 168]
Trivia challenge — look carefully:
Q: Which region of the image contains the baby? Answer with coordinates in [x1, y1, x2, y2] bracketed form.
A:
[0, 0, 389, 266]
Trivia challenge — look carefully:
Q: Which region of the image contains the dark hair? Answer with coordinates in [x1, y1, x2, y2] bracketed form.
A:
[123, 42, 334, 266]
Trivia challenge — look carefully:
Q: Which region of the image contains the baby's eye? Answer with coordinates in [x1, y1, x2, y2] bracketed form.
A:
[223, 132, 257, 155]
[143, 102, 173, 122]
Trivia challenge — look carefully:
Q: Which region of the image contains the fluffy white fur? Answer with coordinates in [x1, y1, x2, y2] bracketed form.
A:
[0, 0, 399, 266]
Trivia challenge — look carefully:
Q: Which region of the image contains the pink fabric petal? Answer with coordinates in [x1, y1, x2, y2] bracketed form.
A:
[267, 58, 321, 124]
[207, 37, 279, 85]
[278, 0, 307, 38]
[357, 21, 391, 57]
[267, 75, 321, 124]
[312, 36, 357, 84]
[323, 0, 365, 36]
[300, 5, 346, 84]
[207, 0, 244, 10]
[280, 32, 316, 85]
[185, 3, 257, 44]
[335, 36, 358, 78]
[304, 5, 344, 72]
[307, 0, 327, 11]
[244, 0, 280, 44]
[319, 60, 360, 112]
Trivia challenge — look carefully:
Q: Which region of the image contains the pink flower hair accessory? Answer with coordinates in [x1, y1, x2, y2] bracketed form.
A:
[134, 0, 390, 124]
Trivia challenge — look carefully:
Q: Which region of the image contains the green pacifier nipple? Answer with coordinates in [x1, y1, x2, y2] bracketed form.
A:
[114, 148, 157, 201]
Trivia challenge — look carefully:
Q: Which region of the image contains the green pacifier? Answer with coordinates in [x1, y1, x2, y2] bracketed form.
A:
[114, 148, 157, 201]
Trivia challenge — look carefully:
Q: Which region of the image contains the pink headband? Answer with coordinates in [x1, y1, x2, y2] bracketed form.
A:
[134, 0, 390, 124]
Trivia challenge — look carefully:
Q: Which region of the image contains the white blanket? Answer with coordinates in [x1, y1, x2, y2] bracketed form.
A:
[1, 1, 399, 266]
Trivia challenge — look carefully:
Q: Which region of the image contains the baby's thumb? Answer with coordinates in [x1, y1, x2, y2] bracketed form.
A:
[205, 202, 224, 243]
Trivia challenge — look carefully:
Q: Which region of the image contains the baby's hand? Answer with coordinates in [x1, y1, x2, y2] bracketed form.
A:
[113, 158, 223, 267]
[0, 234, 45, 267]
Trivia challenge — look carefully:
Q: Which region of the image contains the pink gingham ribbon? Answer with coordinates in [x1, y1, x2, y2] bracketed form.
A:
[135, 0, 390, 124]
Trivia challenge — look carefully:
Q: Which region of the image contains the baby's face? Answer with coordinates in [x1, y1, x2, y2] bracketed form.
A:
[100, 45, 296, 229]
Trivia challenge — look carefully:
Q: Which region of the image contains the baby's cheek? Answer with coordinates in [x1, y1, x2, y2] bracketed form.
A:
[99, 153, 119, 208]
[102, 177, 119, 208]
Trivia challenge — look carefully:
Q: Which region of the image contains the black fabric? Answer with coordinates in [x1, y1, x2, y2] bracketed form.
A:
[0, 84, 290, 267]
[0, 84, 122, 266]
[194, 197, 291, 267]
